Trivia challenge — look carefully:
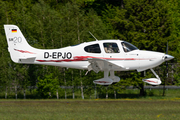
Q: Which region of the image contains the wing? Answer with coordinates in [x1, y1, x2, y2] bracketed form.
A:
[87, 58, 128, 73]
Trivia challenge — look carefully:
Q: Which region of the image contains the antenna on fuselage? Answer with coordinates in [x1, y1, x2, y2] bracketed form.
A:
[89, 31, 98, 41]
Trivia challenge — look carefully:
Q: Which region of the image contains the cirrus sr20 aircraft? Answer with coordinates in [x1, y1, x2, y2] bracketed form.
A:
[4, 25, 174, 86]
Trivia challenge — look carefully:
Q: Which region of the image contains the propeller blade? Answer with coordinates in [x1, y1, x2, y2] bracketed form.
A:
[166, 42, 168, 54]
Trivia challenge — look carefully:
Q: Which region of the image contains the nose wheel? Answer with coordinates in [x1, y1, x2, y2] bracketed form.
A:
[142, 69, 161, 85]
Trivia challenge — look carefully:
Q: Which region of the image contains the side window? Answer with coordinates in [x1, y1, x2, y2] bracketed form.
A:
[84, 44, 101, 53]
[121, 42, 138, 52]
[103, 43, 120, 53]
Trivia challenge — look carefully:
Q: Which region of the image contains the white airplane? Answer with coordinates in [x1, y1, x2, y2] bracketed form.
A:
[4, 25, 174, 86]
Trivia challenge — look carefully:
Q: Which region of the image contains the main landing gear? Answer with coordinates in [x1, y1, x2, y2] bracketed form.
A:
[93, 70, 120, 86]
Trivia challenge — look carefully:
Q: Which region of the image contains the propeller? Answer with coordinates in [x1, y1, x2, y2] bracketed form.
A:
[166, 42, 168, 80]
[163, 42, 169, 96]
[163, 42, 174, 61]
[166, 42, 168, 54]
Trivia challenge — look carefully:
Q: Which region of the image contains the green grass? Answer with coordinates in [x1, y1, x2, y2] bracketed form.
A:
[0, 99, 180, 120]
[0, 89, 180, 119]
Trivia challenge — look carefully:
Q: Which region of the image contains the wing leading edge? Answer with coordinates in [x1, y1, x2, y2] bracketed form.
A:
[87, 58, 128, 72]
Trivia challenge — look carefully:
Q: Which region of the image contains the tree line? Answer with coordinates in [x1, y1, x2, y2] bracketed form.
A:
[0, 0, 179, 98]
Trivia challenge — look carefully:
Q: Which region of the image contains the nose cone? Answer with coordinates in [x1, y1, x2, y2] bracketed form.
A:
[164, 54, 174, 61]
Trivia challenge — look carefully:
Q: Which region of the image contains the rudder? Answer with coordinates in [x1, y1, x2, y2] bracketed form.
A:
[4, 25, 36, 63]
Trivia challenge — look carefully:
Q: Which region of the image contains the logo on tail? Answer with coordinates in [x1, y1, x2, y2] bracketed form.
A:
[11, 29, 17, 33]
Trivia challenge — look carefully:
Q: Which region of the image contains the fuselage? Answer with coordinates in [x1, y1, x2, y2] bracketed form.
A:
[4, 25, 174, 86]
[19, 40, 166, 72]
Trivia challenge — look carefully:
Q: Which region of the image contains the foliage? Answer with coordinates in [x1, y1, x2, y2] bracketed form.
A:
[37, 73, 59, 98]
[0, 0, 179, 97]
[174, 65, 180, 86]
[103, 0, 173, 52]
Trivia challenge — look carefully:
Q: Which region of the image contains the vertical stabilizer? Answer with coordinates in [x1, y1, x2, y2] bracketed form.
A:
[4, 25, 36, 63]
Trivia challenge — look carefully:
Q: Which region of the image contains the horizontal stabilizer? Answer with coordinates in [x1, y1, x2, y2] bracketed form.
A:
[19, 57, 36, 63]
[19, 56, 36, 59]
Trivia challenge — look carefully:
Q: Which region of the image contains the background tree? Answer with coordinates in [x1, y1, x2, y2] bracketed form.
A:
[37, 73, 59, 98]
[103, 0, 173, 52]
[0, 0, 178, 98]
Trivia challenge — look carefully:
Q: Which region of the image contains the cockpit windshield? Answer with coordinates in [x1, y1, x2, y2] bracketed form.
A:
[121, 41, 138, 52]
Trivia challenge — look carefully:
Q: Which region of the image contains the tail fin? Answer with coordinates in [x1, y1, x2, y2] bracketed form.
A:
[4, 25, 36, 63]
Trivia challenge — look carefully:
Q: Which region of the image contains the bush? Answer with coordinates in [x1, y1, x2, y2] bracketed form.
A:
[37, 73, 59, 98]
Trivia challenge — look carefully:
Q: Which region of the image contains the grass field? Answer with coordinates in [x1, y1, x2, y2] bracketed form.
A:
[0, 99, 180, 120]
[0, 89, 180, 120]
